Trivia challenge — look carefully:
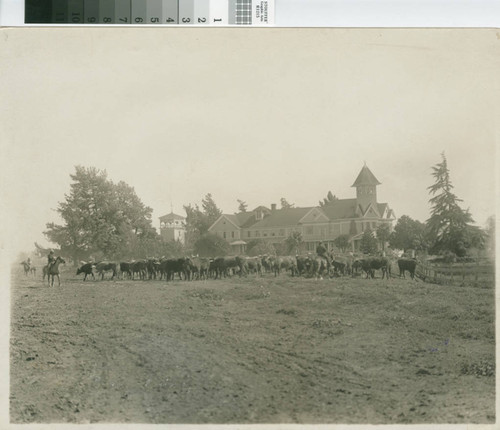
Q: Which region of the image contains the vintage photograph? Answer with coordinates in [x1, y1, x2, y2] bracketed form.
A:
[0, 29, 496, 426]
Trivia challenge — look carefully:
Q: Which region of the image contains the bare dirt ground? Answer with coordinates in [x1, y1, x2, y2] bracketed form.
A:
[10, 266, 495, 424]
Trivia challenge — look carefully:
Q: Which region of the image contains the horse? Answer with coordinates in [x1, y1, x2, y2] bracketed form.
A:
[20, 261, 31, 276]
[310, 256, 329, 279]
[44, 256, 65, 286]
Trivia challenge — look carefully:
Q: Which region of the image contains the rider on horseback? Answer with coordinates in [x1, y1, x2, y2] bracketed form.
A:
[47, 250, 55, 271]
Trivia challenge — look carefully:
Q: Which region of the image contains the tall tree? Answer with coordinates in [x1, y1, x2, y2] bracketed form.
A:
[360, 229, 378, 255]
[389, 215, 427, 252]
[333, 234, 350, 253]
[280, 198, 294, 209]
[237, 199, 248, 213]
[194, 233, 230, 257]
[319, 191, 339, 207]
[202, 193, 222, 224]
[484, 215, 495, 260]
[183, 203, 204, 249]
[184, 193, 222, 250]
[376, 224, 391, 251]
[426, 153, 475, 257]
[284, 231, 304, 254]
[246, 239, 276, 257]
[44, 166, 154, 263]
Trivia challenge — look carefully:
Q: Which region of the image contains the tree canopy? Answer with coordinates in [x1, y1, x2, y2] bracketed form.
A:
[426, 153, 478, 257]
[319, 191, 339, 207]
[44, 166, 155, 263]
[484, 215, 495, 260]
[237, 199, 248, 213]
[360, 229, 378, 255]
[246, 239, 276, 257]
[194, 233, 230, 257]
[183, 193, 222, 250]
[280, 198, 294, 209]
[284, 231, 304, 255]
[376, 224, 391, 251]
[389, 215, 427, 252]
[333, 234, 350, 253]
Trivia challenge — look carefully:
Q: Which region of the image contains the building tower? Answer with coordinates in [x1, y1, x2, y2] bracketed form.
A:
[159, 212, 186, 244]
[351, 163, 381, 212]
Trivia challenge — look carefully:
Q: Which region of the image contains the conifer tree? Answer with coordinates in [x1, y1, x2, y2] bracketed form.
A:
[360, 229, 378, 255]
[426, 153, 475, 257]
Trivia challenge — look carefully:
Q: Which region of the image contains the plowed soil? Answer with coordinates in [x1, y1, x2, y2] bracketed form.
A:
[10, 267, 495, 424]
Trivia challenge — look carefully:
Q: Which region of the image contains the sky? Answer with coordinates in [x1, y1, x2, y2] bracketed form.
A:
[1, 28, 497, 259]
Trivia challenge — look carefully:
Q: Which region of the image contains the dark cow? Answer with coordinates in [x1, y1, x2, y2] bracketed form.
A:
[358, 257, 391, 279]
[147, 258, 161, 280]
[95, 262, 117, 280]
[398, 258, 417, 279]
[131, 260, 148, 280]
[76, 263, 95, 281]
[331, 260, 347, 276]
[209, 257, 223, 279]
[161, 258, 191, 281]
[223, 256, 246, 277]
[296, 255, 312, 276]
[119, 262, 133, 279]
[261, 255, 273, 274]
[208, 256, 246, 279]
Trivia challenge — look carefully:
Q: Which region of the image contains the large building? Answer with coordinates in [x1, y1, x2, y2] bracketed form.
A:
[208, 164, 396, 254]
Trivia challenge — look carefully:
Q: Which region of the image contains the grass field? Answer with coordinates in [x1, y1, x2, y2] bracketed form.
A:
[10, 267, 495, 424]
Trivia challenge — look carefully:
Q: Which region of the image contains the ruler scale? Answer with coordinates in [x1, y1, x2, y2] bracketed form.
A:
[194, 0, 209, 25]
[114, 0, 130, 23]
[24, 0, 274, 25]
[51, 0, 67, 23]
[178, 0, 193, 25]
[84, 0, 99, 23]
[99, 0, 115, 23]
[68, 0, 84, 23]
[162, 0, 178, 24]
[146, 0, 162, 24]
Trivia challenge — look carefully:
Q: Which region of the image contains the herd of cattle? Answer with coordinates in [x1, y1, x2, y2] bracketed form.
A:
[75, 255, 418, 282]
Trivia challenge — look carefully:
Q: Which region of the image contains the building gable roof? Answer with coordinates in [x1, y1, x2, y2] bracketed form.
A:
[351, 164, 381, 187]
[247, 207, 313, 229]
[298, 207, 330, 224]
[360, 202, 381, 218]
[159, 212, 185, 222]
[209, 212, 259, 231]
[321, 199, 358, 220]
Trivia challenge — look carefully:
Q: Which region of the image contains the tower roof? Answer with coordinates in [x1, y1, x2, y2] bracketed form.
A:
[351, 164, 381, 187]
[159, 212, 185, 222]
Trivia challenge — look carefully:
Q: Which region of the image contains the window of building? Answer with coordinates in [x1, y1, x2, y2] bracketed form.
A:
[231, 231, 235, 238]
[223, 232, 226, 239]
[279, 229, 284, 236]
[305, 226, 313, 235]
[256, 231, 260, 237]
[247, 231, 251, 238]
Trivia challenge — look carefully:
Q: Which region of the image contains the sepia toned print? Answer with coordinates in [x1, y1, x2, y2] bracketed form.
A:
[1, 29, 497, 426]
